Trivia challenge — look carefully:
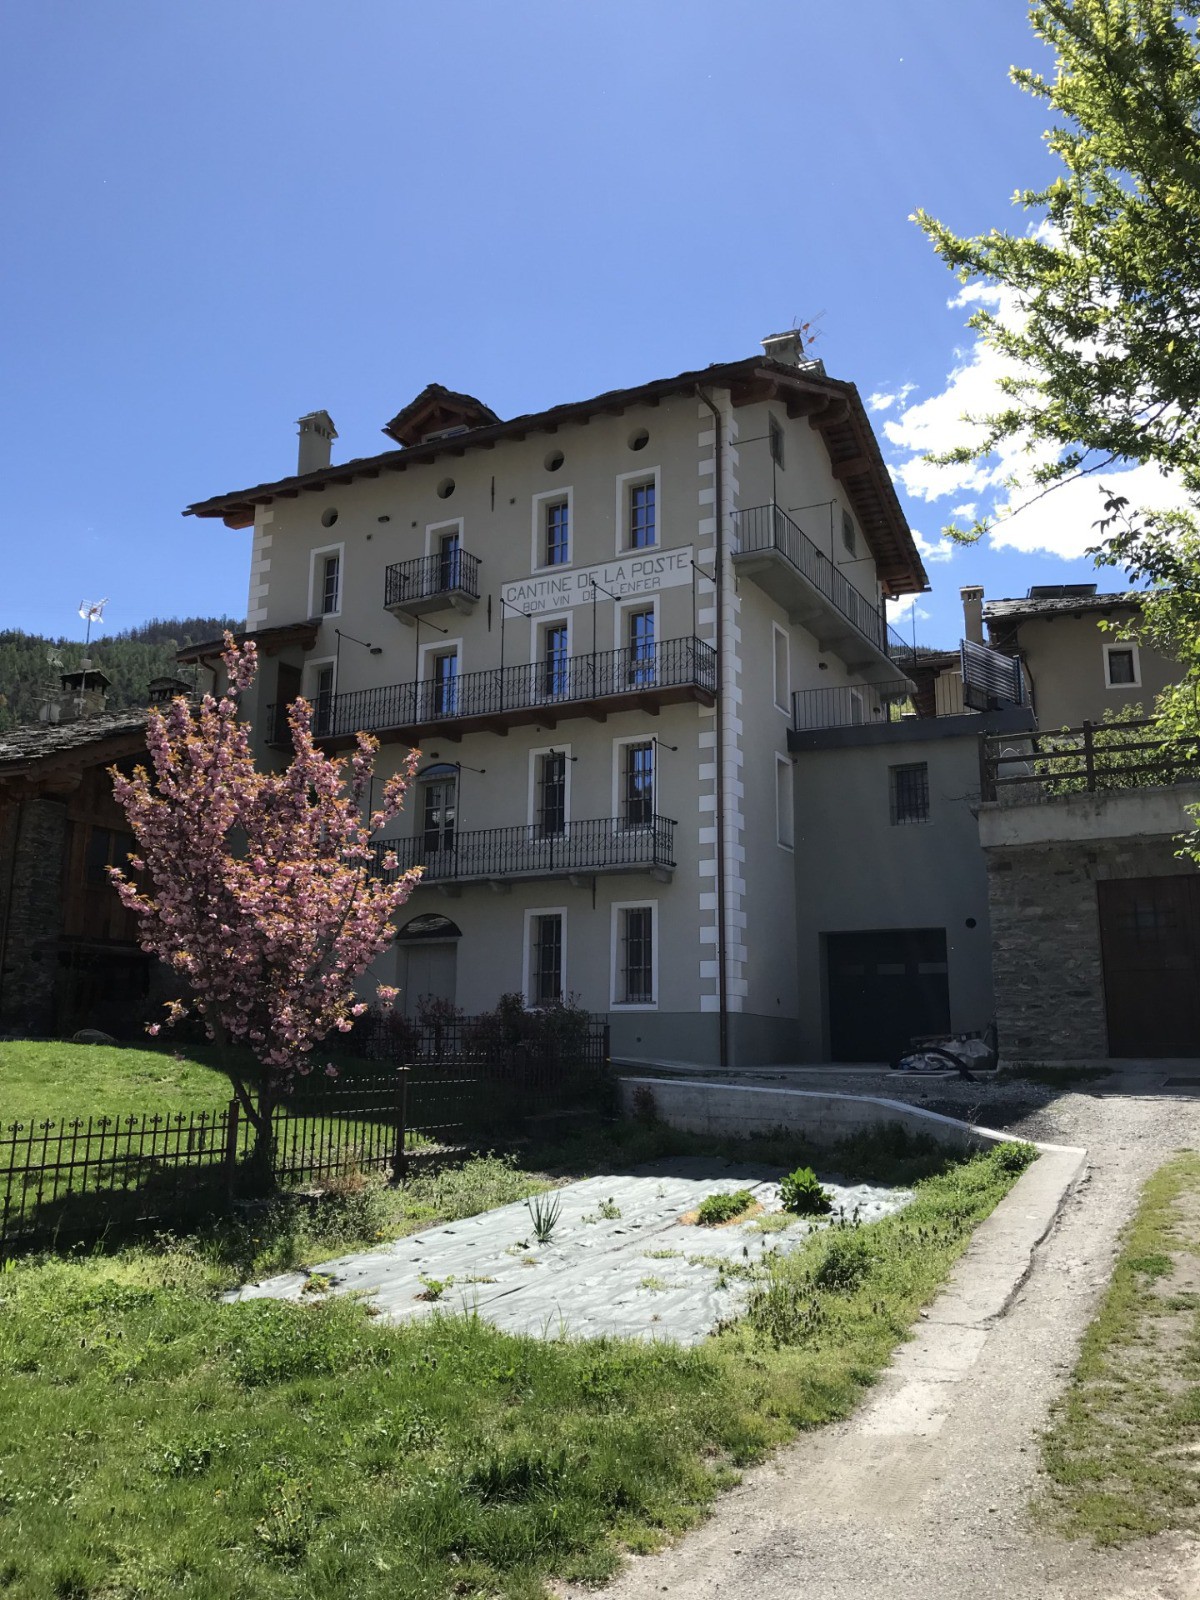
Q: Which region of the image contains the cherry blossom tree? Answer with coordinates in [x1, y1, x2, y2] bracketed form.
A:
[107, 633, 420, 1179]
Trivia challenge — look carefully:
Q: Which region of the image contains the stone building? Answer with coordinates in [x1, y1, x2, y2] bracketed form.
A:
[0, 694, 151, 1036]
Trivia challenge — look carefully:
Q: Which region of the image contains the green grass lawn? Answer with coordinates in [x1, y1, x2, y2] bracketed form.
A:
[1039, 1149, 1200, 1544]
[0, 1128, 1037, 1599]
[0, 1040, 249, 1123]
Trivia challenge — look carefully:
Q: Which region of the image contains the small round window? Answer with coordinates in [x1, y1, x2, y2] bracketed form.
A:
[628, 427, 649, 452]
[436, 477, 456, 500]
[320, 507, 339, 527]
[545, 448, 565, 472]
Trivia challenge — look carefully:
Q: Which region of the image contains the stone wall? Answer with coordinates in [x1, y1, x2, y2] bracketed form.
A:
[985, 834, 1192, 1062]
[0, 796, 69, 1034]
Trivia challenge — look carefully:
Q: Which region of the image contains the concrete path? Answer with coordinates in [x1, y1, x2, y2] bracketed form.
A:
[560, 1080, 1200, 1600]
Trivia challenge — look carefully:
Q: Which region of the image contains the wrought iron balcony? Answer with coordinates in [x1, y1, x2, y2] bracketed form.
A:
[274, 636, 715, 746]
[385, 549, 480, 620]
[371, 814, 677, 886]
[792, 681, 917, 732]
[732, 504, 909, 674]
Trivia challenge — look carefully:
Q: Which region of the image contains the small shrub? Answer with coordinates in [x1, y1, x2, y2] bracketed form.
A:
[416, 1274, 452, 1301]
[811, 1228, 872, 1293]
[779, 1165, 833, 1216]
[988, 1140, 1038, 1175]
[696, 1189, 755, 1226]
[631, 1084, 658, 1121]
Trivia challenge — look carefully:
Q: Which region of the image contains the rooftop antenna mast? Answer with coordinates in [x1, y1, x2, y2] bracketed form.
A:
[78, 598, 108, 654]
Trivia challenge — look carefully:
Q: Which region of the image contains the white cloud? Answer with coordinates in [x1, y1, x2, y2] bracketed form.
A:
[886, 593, 931, 623]
[880, 276, 1190, 562]
[913, 530, 956, 565]
[867, 382, 915, 413]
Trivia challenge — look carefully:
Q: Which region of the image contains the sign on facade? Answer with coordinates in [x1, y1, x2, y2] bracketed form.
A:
[502, 546, 695, 615]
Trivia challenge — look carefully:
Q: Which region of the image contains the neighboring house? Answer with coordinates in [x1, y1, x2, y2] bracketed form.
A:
[0, 666, 151, 1035]
[971, 582, 1180, 729]
[182, 334, 929, 1066]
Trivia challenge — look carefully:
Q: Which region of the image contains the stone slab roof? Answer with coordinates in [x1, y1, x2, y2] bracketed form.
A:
[983, 590, 1144, 624]
[0, 714, 148, 776]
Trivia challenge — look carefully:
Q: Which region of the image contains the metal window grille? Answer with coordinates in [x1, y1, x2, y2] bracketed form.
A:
[545, 501, 570, 566]
[621, 906, 654, 1003]
[889, 762, 929, 825]
[533, 914, 563, 1003]
[321, 554, 340, 614]
[542, 623, 569, 696]
[629, 482, 656, 549]
[314, 665, 335, 735]
[624, 741, 654, 827]
[537, 751, 566, 837]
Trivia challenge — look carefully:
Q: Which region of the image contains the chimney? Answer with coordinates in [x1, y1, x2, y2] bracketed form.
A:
[961, 585, 985, 645]
[40, 662, 110, 723]
[761, 329, 806, 367]
[296, 410, 338, 475]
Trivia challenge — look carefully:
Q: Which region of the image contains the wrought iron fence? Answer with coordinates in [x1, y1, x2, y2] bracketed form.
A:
[733, 504, 887, 653]
[385, 549, 480, 608]
[1, 1016, 611, 1252]
[371, 814, 676, 883]
[980, 719, 1200, 801]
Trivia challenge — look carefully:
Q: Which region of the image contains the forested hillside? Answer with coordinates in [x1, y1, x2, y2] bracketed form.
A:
[0, 617, 241, 730]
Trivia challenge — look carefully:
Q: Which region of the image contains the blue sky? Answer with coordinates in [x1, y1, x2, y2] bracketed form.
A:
[2, 1, 1133, 648]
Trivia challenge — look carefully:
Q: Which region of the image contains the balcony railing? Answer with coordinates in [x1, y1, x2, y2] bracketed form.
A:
[792, 681, 916, 731]
[733, 504, 889, 655]
[268, 636, 716, 743]
[981, 720, 1200, 803]
[385, 549, 480, 612]
[370, 814, 677, 884]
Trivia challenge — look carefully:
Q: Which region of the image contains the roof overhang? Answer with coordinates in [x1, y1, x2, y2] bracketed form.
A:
[175, 619, 320, 665]
[0, 726, 149, 791]
[183, 358, 928, 596]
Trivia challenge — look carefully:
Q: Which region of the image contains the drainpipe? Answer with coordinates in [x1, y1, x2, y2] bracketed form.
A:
[696, 388, 729, 1071]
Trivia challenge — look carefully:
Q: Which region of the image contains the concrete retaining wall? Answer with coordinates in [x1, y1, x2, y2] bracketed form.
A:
[618, 1075, 1016, 1153]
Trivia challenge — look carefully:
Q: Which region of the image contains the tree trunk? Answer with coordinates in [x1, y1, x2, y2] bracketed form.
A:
[244, 1081, 278, 1195]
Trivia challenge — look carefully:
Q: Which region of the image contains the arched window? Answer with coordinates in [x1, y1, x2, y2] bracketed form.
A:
[417, 763, 457, 851]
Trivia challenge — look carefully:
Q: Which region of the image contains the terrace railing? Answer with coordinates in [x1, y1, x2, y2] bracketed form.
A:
[733, 504, 887, 654]
[271, 635, 716, 740]
[792, 681, 916, 731]
[372, 814, 676, 884]
[385, 549, 480, 609]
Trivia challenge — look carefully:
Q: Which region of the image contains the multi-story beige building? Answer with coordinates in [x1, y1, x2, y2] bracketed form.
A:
[182, 335, 928, 1066]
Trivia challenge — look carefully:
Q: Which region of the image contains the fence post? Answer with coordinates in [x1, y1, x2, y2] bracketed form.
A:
[223, 1098, 240, 1196]
[978, 733, 994, 804]
[1083, 719, 1096, 792]
[391, 1068, 409, 1185]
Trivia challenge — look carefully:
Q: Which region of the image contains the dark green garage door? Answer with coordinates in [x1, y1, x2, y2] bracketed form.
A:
[826, 929, 951, 1063]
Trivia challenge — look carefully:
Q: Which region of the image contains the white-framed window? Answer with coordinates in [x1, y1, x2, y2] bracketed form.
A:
[611, 900, 658, 1008]
[1104, 640, 1141, 688]
[615, 465, 661, 553]
[531, 487, 573, 571]
[524, 906, 566, 1006]
[308, 543, 344, 619]
[772, 624, 790, 714]
[531, 611, 573, 699]
[775, 754, 795, 850]
[612, 735, 655, 827]
[527, 744, 572, 836]
[425, 517, 465, 591]
[419, 635, 462, 719]
[304, 656, 337, 736]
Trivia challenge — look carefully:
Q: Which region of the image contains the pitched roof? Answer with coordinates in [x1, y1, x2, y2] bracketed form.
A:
[382, 384, 501, 446]
[175, 619, 321, 665]
[183, 356, 929, 597]
[0, 713, 148, 780]
[983, 590, 1144, 624]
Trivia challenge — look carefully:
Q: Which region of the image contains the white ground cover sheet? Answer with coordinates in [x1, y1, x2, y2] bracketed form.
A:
[229, 1157, 913, 1344]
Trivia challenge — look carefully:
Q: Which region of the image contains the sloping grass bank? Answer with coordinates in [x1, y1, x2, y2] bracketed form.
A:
[1040, 1149, 1200, 1544]
[0, 1134, 1035, 1599]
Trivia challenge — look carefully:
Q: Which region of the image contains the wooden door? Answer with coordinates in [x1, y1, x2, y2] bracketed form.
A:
[1098, 876, 1200, 1057]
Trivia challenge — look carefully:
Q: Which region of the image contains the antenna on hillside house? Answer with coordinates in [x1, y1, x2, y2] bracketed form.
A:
[78, 598, 108, 652]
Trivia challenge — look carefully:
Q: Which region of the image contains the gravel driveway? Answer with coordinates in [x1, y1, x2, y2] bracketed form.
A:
[561, 1073, 1200, 1600]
